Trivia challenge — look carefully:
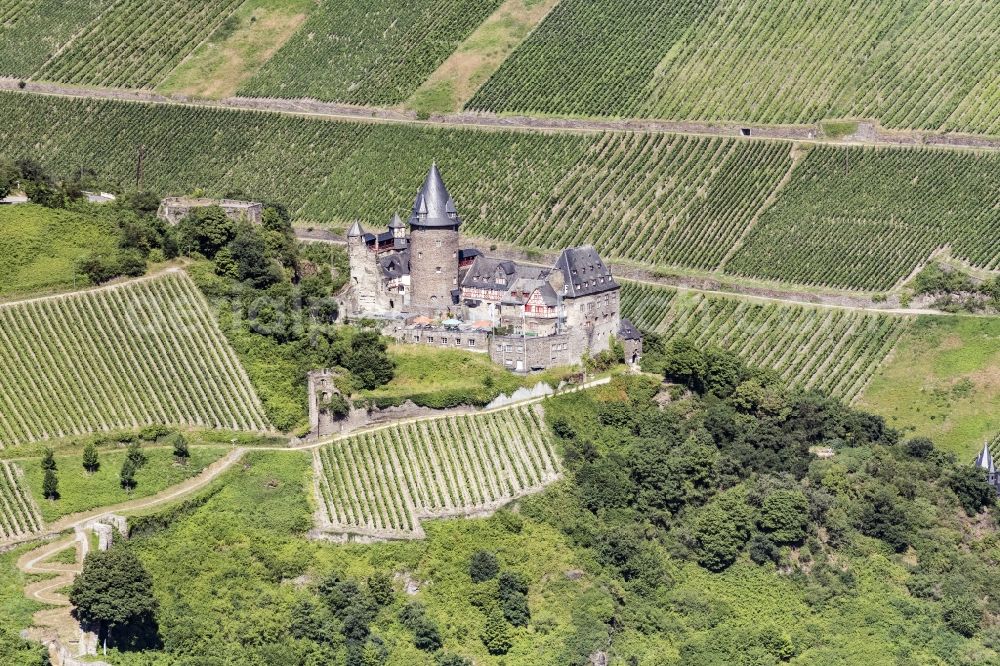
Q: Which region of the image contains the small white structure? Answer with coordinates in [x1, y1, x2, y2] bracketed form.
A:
[0, 193, 28, 205]
[83, 191, 116, 204]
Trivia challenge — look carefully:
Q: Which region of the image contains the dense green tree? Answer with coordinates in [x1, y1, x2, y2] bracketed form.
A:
[169, 433, 189, 461]
[469, 550, 499, 583]
[905, 436, 935, 458]
[857, 487, 912, 552]
[758, 490, 810, 544]
[344, 330, 395, 390]
[367, 572, 395, 607]
[120, 458, 137, 491]
[0, 159, 18, 199]
[399, 602, 442, 652]
[480, 606, 513, 655]
[663, 338, 707, 391]
[691, 491, 752, 571]
[69, 543, 159, 648]
[82, 442, 99, 474]
[42, 468, 59, 500]
[228, 224, 282, 288]
[41, 447, 56, 471]
[948, 466, 995, 516]
[177, 206, 235, 258]
[125, 441, 148, 469]
[498, 571, 531, 627]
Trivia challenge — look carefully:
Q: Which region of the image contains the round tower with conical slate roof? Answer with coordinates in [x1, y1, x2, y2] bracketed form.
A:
[408, 163, 461, 312]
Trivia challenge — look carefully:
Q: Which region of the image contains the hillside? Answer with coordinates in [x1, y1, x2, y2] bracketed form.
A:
[1, 1, 997, 134]
[621, 282, 909, 401]
[2, 92, 998, 294]
[0, 271, 270, 447]
[468, 0, 1000, 134]
[0, 203, 118, 297]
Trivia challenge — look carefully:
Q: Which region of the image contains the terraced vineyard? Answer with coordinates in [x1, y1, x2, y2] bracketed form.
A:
[240, 0, 501, 105]
[467, 0, 710, 117]
[468, 0, 1000, 135]
[2, 0, 242, 88]
[725, 146, 1000, 291]
[0, 461, 43, 541]
[621, 282, 910, 401]
[1, 93, 997, 292]
[0, 0, 107, 78]
[313, 405, 558, 539]
[41, 0, 241, 88]
[0, 272, 270, 447]
[515, 134, 793, 269]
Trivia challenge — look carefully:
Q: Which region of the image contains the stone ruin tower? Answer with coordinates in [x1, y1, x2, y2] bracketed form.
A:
[408, 163, 460, 314]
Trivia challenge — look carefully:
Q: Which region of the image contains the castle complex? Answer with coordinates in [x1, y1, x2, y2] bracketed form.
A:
[345, 164, 641, 372]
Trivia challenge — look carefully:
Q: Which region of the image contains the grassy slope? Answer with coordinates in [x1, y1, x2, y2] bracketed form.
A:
[0, 203, 117, 298]
[407, 0, 561, 115]
[359, 344, 573, 407]
[157, 0, 313, 99]
[859, 315, 1000, 459]
[19, 446, 227, 522]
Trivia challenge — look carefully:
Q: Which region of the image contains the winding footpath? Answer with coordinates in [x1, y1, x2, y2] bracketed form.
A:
[7, 376, 612, 663]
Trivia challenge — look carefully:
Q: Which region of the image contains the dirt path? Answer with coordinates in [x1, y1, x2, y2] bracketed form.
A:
[2, 79, 998, 152]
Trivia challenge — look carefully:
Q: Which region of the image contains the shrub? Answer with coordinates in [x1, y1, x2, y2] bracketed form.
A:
[469, 550, 499, 583]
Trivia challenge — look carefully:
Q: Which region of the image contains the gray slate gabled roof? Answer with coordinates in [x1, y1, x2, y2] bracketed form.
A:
[347, 220, 365, 237]
[388, 212, 405, 229]
[461, 255, 518, 289]
[555, 246, 619, 298]
[619, 318, 642, 341]
[379, 249, 409, 278]
[408, 163, 461, 229]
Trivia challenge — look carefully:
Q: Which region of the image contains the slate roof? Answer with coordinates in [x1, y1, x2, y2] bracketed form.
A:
[408, 163, 461, 229]
[458, 248, 482, 262]
[347, 220, 365, 237]
[619, 318, 642, 340]
[554, 246, 619, 298]
[975, 442, 995, 473]
[388, 212, 405, 229]
[461, 255, 519, 290]
[378, 249, 409, 279]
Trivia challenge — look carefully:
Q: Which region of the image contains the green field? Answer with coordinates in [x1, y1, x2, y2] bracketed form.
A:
[468, 0, 1000, 134]
[1, 93, 998, 293]
[858, 315, 1000, 459]
[239, 0, 502, 105]
[621, 282, 910, 400]
[0, 204, 118, 298]
[20, 446, 227, 522]
[0, 272, 270, 447]
[358, 344, 572, 409]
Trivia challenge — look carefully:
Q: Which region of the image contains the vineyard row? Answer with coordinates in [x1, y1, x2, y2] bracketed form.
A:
[313, 405, 559, 539]
[0, 272, 270, 447]
[0, 93, 997, 292]
[620, 282, 910, 402]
